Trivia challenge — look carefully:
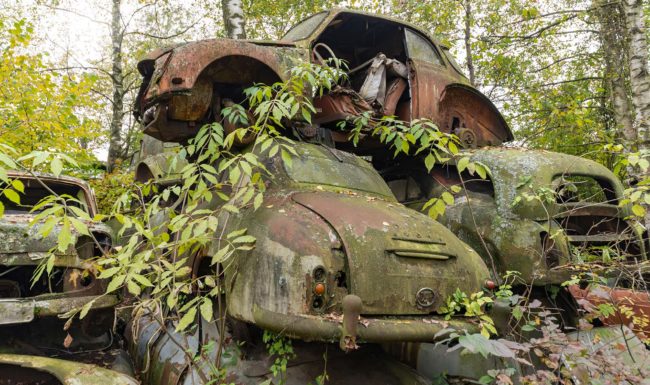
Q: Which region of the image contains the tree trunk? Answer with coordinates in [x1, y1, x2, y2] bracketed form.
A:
[463, 0, 476, 86]
[596, 1, 635, 144]
[222, 0, 246, 39]
[107, 0, 124, 172]
[623, 0, 650, 149]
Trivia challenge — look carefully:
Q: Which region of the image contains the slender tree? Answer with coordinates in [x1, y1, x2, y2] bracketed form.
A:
[596, 0, 635, 145]
[107, 0, 125, 172]
[622, 0, 650, 150]
[222, 0, 247, 39]
[463, 0, 476, 86]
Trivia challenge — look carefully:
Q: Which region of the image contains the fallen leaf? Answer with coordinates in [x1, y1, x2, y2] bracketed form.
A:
[63, 333, 73, 348]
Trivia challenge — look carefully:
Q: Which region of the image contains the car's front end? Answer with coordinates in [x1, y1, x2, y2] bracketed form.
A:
[0, 173, 116, 334]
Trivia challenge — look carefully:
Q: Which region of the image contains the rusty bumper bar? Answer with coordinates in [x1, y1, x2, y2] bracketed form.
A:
[0, 294, 119, 325]
[252, 306, 480, 345]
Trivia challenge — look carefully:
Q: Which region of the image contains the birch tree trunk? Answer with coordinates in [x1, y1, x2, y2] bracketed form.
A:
[597, 1, 635, 144]
[107, 0, 125, 172]
[222, 0, 247, 39]
[623, 0, 650, 149]
[463, 0, 476, 86]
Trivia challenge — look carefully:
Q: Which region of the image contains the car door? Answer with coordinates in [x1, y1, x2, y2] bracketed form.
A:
[404, 28, 450, 122]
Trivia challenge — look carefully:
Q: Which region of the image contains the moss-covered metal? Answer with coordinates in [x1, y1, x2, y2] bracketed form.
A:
[0, 354, 138, 384]
[405, 147, 647, 285]
[198, 142, 492, 344]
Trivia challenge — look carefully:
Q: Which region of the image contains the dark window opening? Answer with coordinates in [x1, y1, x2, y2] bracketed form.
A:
[553, 175, 617, 205]
[0, 266, 65, 299]
[0, 178, 89, 215]
[386, 177, 424, 203]
[0, 364, 63, 385]
[430, 164, 495, 198]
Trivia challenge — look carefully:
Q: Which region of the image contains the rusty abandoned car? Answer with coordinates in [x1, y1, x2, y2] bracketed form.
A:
[128, 140, 502, 384]
[133, 8, 512, 151]
[0, 172, 137, 384]
[377, 147, 650, 331]
[126, 7, 650, 384]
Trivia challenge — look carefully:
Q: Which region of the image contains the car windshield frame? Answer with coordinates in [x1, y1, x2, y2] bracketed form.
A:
[282, 12, 328, 41]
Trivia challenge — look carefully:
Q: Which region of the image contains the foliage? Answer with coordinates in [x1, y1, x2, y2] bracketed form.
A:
[262, 330, 296, 382]
[0, 18, 101, 167]
[90, 171, 134, 215]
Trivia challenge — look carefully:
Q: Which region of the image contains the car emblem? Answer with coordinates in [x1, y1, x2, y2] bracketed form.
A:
[416, 288, 436, 308]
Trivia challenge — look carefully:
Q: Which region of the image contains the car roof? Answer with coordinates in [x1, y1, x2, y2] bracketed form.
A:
[285, 8, 448, 48]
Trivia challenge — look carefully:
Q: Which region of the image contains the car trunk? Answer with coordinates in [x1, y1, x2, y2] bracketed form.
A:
[292, 191, 488, 315]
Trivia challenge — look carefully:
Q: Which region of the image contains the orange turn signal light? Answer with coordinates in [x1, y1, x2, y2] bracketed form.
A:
[314, 283, 326, 296]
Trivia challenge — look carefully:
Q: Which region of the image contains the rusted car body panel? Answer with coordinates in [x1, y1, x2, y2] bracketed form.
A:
[134, 9, 513, 149]
[569, 284, 650, 342]
[0, 354, 138, 385]
[380, 148, 647, 286]
[0, 173, 115, 325]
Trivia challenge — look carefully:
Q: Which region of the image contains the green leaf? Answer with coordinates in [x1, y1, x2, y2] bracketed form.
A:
[69, 217, 90, 236]
[233, 235, 256, 244]
[57, 219, 72, 253]
[457, 157, 470, 173]
[50, 157, 63, 177]
[176, 306, 197, 332]
[132, 273, 153, 287]
[98, 266, 121, 279]
[441, 192, 454, 205]
[106, 274, 126, 293]
[424, 153, 435, 171]
[281, 149, 292, 168]
[79, 298, 96, 319]
[11, 179, 24, 193]
[127, 279, 141, 295]
[475, 164, 487, 179]
[200, 299, 213, 322]
[632, 204, 646, 217]
[212, 246, 231, 265]
[3, 189, 20, 204]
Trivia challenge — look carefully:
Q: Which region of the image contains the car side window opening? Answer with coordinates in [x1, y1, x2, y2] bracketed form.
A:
[405, 29, 444, 66]
[553, 175, 617, 205]
[386, 176, 424, 203]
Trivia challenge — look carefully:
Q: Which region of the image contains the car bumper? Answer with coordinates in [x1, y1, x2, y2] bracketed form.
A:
[252, 306, 481, 343]
[0, 294, 119, 325]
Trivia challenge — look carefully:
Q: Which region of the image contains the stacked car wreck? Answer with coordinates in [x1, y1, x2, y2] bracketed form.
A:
[126, 7, 650, 384]
[2, 7, 649, 385]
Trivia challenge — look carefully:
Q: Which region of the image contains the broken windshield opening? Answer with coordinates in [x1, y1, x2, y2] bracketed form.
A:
[0, 178, 89, 214]
[283, 12, 327, 41]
